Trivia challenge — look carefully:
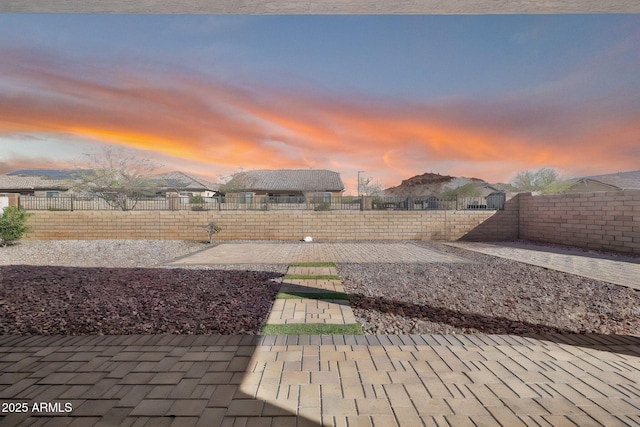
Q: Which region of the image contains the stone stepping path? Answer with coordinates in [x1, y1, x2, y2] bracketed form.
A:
[264, 264, 360, 330]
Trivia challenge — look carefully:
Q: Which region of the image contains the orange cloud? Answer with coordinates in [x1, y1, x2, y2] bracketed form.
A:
[1, 46, 639, 188]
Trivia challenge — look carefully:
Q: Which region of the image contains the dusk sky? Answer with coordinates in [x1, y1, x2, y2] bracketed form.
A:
[1, 14, 639, 192]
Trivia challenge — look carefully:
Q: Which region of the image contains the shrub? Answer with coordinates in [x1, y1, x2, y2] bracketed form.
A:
[204, 222, 222, 244]
[0, 206, 32, 246]
[189, 195, 207, 210]
[314, 202, 331, 211]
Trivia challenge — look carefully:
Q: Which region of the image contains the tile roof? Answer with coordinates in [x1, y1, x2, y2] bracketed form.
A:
[1, 169, 219, 192]
[0, 175, 70, 190]
[6, 169, 79, 179]
[577, 170, 640, 190]
[226, 169, 344, 192]
[153, 171, 219, 191]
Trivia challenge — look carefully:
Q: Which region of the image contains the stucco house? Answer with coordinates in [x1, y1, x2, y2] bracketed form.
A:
[0, 169, 74, 197]
[153, 171, 220, 198]
[221, 169, 345, 201]
[0, 169, 219, 198]
[566, 170, 640, 193]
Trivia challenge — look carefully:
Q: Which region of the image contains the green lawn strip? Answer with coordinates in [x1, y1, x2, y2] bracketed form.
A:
[262, 323, 363, 335]
[288, 262, 336, 267]
[283, 274, 341, 280]
[276, 291, 350, 300]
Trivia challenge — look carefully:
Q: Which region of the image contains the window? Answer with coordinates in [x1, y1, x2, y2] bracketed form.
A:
[46, 191, 59, 198]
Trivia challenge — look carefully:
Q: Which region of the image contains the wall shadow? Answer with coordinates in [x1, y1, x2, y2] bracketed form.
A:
[348, 293, 640, 357]
[458, 193, 522, 241]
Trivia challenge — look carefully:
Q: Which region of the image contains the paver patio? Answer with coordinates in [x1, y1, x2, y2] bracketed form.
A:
[1, 334, 639, 426]
[2, 241, 639, 426]
[447, 241, 640, 291]
[169, 242, 473, 265]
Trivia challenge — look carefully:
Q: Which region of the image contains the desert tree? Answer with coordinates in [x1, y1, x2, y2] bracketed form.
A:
[440, 183, 482, 199]
[70, 145, 165, 211]
[358, 176, 384, 196]
[217, 168, 250, 195]
[510, 167, 571, 194]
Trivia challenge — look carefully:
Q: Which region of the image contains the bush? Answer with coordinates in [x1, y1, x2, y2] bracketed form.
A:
[204, 222, 221, 244]
[314, 202, 331, 211]
[0, 206, 32, 246]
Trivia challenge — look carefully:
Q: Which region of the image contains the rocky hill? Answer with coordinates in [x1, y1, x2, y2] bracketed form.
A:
[384, 172, 487, 196]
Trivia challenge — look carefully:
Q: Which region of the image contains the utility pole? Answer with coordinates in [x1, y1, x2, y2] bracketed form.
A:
[357, 170, 365, 197]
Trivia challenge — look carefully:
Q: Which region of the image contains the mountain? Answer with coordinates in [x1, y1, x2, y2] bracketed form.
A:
[383, 172, 488, 196]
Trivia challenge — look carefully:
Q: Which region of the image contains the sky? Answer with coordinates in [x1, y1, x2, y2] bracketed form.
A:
[0, 14, 639, 193]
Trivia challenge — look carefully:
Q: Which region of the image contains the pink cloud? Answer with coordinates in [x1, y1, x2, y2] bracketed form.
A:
[1, 46, 638, 188]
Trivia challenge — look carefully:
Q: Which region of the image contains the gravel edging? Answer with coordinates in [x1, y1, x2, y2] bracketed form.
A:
[338, 242, 640, 335]
[0, 240, 209, 268]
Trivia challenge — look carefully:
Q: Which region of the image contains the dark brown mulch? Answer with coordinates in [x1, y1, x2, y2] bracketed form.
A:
[0, 266, 281, 335]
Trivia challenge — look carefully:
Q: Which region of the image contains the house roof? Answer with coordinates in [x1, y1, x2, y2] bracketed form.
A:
[0, 175, 70, 191]
[225, 169, 344, 192]
[571, 170, 640, 190]
[153, 171, 219, 192]
[1, 169, 219, 192]
[7, 169, 80, 179]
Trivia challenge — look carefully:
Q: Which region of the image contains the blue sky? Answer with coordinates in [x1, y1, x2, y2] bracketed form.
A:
[1, 14, 639, 191]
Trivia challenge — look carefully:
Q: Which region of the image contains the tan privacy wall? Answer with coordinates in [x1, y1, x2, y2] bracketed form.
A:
[22, 190, 640, 253]
[24, 208, 517, 242]
[519, 190, 640, 254]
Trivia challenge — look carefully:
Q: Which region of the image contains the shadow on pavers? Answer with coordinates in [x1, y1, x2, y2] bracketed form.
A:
[0, 335, 321, 426]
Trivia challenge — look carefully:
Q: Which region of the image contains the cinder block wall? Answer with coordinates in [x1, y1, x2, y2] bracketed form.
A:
[519, 190, 640, 254]
[23, 209, 516, 242]
[20, 190, 640, 253]
[458, 193, 521, 241]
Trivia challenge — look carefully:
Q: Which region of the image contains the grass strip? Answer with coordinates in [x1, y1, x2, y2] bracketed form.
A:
[288, 262, 336, 267]
[284, 275, 341, 280]
[262, 323, 363, 335]
[276, 292, 350, 300]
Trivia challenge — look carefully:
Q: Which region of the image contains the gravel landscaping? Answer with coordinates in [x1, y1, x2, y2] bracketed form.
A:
[1, 240, 639, 336]
[0, 240, 208, 268]
[339, 242, 640, 335]
[0, 265, 281, 335]
[0, 240, 284, 334]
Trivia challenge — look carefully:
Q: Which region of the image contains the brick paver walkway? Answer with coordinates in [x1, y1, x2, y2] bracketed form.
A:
[1, 334, 639, 426]
[170, 242, 472, 265]
[266, 265, 358, 326]
[447, 241, 640, 291]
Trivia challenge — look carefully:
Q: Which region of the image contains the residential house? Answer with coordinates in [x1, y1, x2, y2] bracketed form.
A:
[153, 171, 220, 198]
[566, 170, 640, 193]
[0, 169, 219, 199]
[0, 169, 74, 197]
[221, 169, 344, 202]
